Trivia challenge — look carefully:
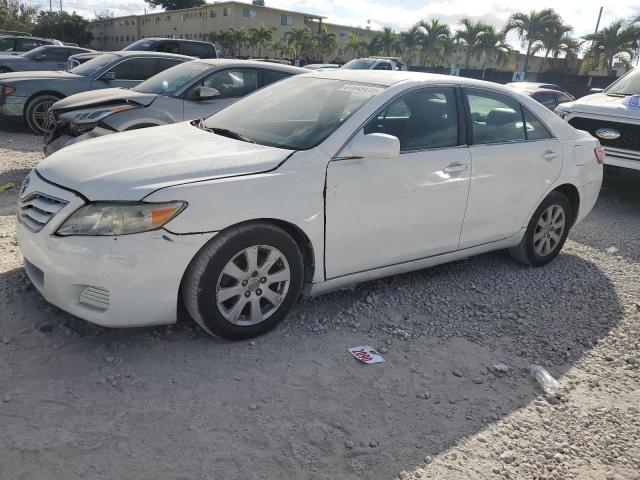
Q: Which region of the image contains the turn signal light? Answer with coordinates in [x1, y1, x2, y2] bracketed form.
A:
[594, 145, 605, 165]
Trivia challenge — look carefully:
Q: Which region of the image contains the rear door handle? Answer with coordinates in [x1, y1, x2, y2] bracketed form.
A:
[541, 150, 558, 161]
[443, 163, 468, 173]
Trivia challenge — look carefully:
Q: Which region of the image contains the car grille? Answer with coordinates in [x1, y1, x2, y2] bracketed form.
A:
[18, 192, 68, 232]
[568, 117, 640, 155]
[79, 286, 110, 311]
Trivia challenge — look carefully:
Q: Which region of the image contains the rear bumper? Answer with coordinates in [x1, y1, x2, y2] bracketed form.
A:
[604, 147, 640, 171]
[575, 178, 602, 224]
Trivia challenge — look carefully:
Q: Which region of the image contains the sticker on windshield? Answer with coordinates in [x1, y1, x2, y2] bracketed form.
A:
[622, 95, 640, 109]
[340, 84, 384, 95]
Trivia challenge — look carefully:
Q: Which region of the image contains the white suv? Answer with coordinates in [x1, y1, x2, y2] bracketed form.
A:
[555, 69, 640, 172]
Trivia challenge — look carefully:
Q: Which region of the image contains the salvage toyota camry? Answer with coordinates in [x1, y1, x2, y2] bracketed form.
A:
[17, 70, 604, 339]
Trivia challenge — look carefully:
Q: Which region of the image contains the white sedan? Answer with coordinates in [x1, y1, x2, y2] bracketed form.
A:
[17, 70, 604, 339]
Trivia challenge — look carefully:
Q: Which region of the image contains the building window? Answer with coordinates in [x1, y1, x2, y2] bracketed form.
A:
[243, 8, 256, 18]
[210, 9, 217, 17]
[223, 7, 230, 16]
[281, 15, 293, 26]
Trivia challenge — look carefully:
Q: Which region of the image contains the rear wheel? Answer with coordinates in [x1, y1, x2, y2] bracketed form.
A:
[25, 94, 61, 135]
[181, 222, 305, 340]
[509, 191, 573, 266]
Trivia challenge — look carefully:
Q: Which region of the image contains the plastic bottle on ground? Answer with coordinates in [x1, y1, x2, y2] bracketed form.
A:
[531, 365, 559, 395]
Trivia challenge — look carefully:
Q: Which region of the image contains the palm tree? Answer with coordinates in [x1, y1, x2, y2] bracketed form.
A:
[417, 18, 451, 66]
[476, 26, 512, 69]
[249, 25, 274, 57]
[379, 27, 397, 56]
[209, 30, 234, 56]
[583, 19, 640, 75]
[399, 25, 422, 66]
[502, 9, 559, 72]
[366, 34, 382, 56]
[315, 26, 337, 61]
[228, 27, 248, 57]
[285, 27, 312, 60]
[346, 32, 362, 59]
[454, 18, 490, 68]
[536, 18, 575, 71]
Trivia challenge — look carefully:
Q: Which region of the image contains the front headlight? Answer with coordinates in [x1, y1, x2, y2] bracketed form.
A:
[56, 201, 186, 236]
[60, 103, 141, 125]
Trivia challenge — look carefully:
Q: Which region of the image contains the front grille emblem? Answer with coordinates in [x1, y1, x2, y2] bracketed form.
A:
[595, 128, 621, 140]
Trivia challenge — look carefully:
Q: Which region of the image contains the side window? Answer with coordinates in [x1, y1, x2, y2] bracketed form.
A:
[195, 68, 259, 98]
[263, 69, 291, 86]
[44, 48, 69, 61]
[532, 92, 556, 109]
[373, 62, 392, 70]
[0, 37, 15, 51]
[158, 58, 184, 72]
[364, 88, 459, 151]
[110, 58, 157, 80]
[555, 93, 571, 105]
[466, 89, 526, 145]
[157, 42, 179, 54]
[180, 42, 209, 58]
[17, 38, 41, 51]
[523, 109, 552, 141]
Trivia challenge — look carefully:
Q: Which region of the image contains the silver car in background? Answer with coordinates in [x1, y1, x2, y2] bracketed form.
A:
[45, 59, 308, 155]
[0, 45, 94, 73]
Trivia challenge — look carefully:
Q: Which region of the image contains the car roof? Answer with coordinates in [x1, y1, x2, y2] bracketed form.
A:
[303, 69, 521, 90]
[134, 37, 213, 44]
[102, 50, 195, 60]
[193, 58, 309, 73]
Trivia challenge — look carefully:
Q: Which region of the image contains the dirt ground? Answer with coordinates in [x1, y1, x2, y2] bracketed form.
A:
[1, 125, 639, 480]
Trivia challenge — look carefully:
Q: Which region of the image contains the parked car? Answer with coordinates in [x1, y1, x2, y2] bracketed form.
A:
[506, 81, 575, 99]
[0, 45, 94, 73]
[342, 57, 405, 71]
[304, 63, 340, 70]
[506, 84, 574, 110]
[555, 68, 640, 173]
[0, 35, 62, 55]
[67, 51, 103, 69]
[17, 71, 603, 339]
[0, 51, 193, 134]
[124, 38, 218, 58]
[45, 60, 308, 155]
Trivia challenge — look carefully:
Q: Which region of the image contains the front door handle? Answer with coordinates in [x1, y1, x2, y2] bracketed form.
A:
[541, 150, 558, 161]
[443, 163, 468, 173]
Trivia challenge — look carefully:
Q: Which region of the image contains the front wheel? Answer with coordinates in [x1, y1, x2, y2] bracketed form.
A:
[25, 94, 61, 135]
[181, 222, 305, 340]
[509, 191, 573, 266]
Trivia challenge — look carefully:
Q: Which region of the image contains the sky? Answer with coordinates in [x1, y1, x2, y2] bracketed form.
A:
[27, 0, 640, 51]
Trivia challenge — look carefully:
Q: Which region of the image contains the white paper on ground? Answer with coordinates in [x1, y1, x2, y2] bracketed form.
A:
[348, 346, 385, 364]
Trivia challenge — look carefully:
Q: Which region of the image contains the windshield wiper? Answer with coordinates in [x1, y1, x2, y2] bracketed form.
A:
[198, 121, 255, 144]
[606, 92, 632, 97]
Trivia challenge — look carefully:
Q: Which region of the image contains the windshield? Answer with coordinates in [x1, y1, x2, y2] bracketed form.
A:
[342, 59, 375, 69]
[605, 68, 640, 96]
[202, 77, 383, 150]
[70, 53, 118, 76]
[133, 61, 209, 95]
[124, 39, 154, 51]
[22, 46, 47, 59]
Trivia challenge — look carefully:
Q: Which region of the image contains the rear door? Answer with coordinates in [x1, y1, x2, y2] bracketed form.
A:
[459, 88, 563, 248]
[182, 67, 259, 120]
[98, 57, 159, 89]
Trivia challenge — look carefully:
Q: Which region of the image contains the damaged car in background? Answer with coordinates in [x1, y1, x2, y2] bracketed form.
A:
[45, 59, 308, 155]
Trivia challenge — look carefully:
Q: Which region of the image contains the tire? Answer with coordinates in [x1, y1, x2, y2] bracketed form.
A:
[25, 94, 61, 135]
[509, 191, 573, 267]
[181, 222, 305, 340]
[0, 67, 12, 74]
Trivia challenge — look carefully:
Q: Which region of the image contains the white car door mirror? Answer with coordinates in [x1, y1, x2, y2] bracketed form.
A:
[198, 86, 220, 99]
[348, 133, 400, 159]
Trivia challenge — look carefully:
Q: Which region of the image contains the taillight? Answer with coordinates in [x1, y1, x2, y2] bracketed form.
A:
[594, 145, 605, 165]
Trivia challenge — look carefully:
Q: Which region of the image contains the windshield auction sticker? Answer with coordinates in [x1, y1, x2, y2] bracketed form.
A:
[340, 84, 385, 95]
[622, 95, 640, 109]
[348, 346, 385, 364]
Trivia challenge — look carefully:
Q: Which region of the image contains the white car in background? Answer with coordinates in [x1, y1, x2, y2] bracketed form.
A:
[555, 68, 640, 172]
[17, 70, 603, 339]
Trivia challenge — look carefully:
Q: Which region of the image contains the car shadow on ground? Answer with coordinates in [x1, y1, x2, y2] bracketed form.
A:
[0, 243, 624, 479]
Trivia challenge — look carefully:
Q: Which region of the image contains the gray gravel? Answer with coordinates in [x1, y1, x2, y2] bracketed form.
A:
[0, 127, 639, 479]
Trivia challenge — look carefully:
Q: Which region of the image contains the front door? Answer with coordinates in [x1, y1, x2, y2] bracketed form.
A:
[325, 87, 471, 278]
[459, 88, 563, 249]
[94, 57, 159, 90]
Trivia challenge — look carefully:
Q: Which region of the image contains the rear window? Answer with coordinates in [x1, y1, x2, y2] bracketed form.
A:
[180, 42, 210, 57]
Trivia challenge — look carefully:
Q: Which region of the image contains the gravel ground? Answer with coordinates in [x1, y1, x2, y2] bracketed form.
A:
[1, 126, 639, 480]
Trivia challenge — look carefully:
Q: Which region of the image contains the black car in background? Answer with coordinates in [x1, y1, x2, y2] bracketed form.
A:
[124, 38, 218, 58]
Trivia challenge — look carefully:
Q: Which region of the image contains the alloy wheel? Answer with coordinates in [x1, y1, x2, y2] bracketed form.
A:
[31, 100, 56, 133]
[533, 204, 565, 256]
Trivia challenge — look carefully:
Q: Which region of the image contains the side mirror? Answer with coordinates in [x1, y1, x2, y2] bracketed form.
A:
[347, 133, 400, 159]
[102, 71, 116, 81]
[35, 54, 46, 61]
[198, 86, 220, 99]
[589, 88, 604, 94]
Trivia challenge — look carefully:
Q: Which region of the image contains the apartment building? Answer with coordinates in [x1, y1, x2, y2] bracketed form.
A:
[89, 0, 375, 61]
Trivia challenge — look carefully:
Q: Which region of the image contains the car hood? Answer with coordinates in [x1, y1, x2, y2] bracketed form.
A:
[36, 122, 294, 201]
[559, 93, 640, 120]
[0, 70, 83, 81]
[52, 88, 158, 112]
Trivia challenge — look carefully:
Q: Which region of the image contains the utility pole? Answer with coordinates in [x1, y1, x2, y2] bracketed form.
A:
[49, 0, 52, 11]
[594, 6, 603, 33]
